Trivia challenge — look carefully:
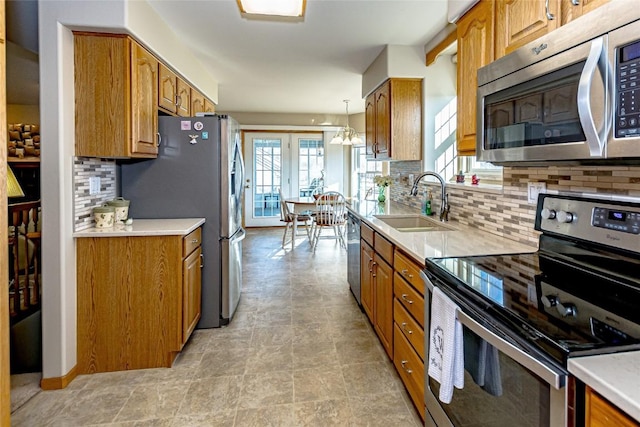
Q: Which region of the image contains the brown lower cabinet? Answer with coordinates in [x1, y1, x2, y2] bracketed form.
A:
[76, 227, 202, 373]
[394, 323, 426, 420]
[360, 221, 427, 420]
[586, 386, 639, 427]
[360, 229, 394, 359]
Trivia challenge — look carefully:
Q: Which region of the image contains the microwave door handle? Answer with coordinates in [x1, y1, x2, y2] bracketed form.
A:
[577, 36, 606, 157]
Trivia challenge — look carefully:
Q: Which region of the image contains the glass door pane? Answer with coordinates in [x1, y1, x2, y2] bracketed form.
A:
[244, 133, 286, 227]
[296, 136, 324, 197]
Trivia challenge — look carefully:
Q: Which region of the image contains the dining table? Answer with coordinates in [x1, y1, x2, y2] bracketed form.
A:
[283, 196, 317, 248]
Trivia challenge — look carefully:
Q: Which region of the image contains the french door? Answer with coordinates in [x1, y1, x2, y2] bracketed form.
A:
[243, 132, 324, 227]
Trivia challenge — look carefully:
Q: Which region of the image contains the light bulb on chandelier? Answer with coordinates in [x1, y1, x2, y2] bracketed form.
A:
[330, 100, 362, 146]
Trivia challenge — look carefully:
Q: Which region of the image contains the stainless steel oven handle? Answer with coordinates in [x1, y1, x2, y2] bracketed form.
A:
[455, 309, 564, 389]
[577, 36, 606, 157]
[420, 271, 565, 390]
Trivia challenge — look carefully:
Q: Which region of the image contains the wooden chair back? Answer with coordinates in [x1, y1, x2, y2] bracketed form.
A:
[8, 200, 41, 320]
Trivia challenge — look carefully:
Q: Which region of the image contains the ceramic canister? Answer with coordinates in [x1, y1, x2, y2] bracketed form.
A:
[106, 197, 130, 223]
[93, 205, 116, 228]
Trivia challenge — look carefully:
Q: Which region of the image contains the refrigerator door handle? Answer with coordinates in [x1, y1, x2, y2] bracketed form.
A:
[221, 227, 246, 243]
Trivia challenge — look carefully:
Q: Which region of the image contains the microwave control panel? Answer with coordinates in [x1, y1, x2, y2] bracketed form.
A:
[616, 39, 640, 138]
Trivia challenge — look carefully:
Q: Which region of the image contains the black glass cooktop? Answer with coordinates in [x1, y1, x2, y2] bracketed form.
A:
[425, 236, 640, 365]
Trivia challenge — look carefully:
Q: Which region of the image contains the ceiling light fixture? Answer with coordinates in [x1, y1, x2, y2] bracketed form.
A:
[237, 0, 306, 18]
[330, 100, 362, 146]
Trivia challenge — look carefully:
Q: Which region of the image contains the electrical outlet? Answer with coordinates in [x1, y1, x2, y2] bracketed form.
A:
[89, 176, 101, 195]
[527, 182, 546, 204]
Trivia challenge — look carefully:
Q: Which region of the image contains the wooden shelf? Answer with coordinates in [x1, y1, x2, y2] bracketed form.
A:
[8, 156, 40, 164]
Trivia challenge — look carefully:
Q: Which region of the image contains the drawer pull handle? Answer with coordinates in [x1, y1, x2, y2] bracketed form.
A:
[401, 360, 413, 374]
[191, 239, 199, 244]
[401, 269, 413, 278]
[401, 322, 413, 335]
[401, 294, 414, 304]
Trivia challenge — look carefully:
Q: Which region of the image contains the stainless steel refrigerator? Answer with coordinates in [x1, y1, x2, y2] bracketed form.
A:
[121, 114, 245, 328]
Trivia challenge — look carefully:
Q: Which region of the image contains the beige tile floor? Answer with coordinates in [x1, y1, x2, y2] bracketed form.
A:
[11, 227, 422, 426]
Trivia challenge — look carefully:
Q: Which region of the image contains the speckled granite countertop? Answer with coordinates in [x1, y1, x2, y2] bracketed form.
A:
[73, 218, 205, 237]
[347, 199, 537, 265]
[568, 352, 640, 422]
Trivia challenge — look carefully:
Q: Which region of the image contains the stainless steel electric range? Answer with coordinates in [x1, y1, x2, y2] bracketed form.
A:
[422, 193, 640, 427]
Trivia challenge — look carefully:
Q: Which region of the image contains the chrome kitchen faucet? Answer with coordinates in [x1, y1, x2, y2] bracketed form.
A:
[410, 171, 450, 221]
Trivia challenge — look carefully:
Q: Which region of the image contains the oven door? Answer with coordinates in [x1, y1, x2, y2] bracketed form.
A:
[477, 35, 610, 164]
[421, 271, 568, 427]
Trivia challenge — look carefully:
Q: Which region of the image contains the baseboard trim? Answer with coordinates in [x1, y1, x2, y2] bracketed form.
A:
[40, 365, 78, 390]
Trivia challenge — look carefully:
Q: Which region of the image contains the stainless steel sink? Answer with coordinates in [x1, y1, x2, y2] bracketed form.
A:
[373, 214, 455, 232]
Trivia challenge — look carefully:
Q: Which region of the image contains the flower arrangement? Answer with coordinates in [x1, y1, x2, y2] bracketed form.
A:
[373, 175, 392, 188]
[373, 175, 391, 203]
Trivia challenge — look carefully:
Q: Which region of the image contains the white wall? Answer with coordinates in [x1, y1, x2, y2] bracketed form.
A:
[422, 53, 457, 171]
[362, 45, 427, 97]
[38, 0, 220, 380]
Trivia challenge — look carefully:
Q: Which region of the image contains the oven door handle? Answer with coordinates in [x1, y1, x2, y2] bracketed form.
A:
[420, 271, 566, 390]
[577, 35, 608, 157]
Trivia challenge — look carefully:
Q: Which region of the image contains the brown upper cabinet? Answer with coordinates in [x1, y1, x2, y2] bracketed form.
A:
[75, 33, 159, 158]
[561, 0, 609, 25]
[159, 63, 191, 117]
[365, 78, 423, 161]
[495, 0, 608, 59]
[191, 89, 206, 115]
[495, 0, 561, 59]
[188, 87, 215, 116]
[456, 0, 494, 156]
[204, 98, 216, 113]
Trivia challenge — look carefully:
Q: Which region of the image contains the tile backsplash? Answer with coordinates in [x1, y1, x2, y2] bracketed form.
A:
[73, 157, 117, 231]
[389, 161, 640, 246]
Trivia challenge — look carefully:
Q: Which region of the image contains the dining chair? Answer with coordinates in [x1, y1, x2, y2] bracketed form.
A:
[310, 191, 347, 252]
[278, 188, 312, 248]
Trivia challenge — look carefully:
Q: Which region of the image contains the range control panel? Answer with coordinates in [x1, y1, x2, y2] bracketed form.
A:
[592, 207, 640, 234]
[536, 194, 640, 255]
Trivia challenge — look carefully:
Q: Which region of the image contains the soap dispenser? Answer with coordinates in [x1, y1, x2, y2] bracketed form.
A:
[424, 190, 432, 216]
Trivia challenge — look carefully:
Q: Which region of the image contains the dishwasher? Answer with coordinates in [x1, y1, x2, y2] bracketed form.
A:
[346, 210, 361, 306]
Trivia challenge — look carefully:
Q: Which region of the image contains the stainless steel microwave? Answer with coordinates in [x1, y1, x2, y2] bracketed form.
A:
[477, 2, 640, 164]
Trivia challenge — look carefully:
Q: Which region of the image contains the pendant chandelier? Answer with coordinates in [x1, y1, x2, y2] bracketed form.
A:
[330, 100, 362, 146]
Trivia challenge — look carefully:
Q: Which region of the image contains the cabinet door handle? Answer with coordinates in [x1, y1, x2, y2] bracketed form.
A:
[545, 0, 555, 20]
[401, 322, 413, 335]
[200, 253, 204, 268]
[571, 0, 579, 5]
[401, 294, 414, 304]
[401, 360, 413, 374]
[401, 269, 413, 279]
[156, 132, 161, 147]
[191, 239, 199, 244]
[175, 94, 182, 107]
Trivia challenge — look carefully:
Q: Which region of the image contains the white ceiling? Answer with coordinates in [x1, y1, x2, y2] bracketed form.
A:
[147, 0, 449, 114]
[5, 0, 449, 115]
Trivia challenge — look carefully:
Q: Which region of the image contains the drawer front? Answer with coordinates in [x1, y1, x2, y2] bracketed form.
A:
[374, 233, 394, 266]
[394, 250, 425, 296]
[361, 222, 374, 246]
[393, 323, 425, 420]
[394, 272, 425, 328]
[394, 299, 425, 361]
[183, 227, 202, 257]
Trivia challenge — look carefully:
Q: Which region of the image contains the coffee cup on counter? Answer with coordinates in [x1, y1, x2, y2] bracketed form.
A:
[106, 197, 130, 223]
[93, 205, 116, 228]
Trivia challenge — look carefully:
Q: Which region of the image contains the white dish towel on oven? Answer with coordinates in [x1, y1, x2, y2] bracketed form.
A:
[428, 286, 464, 404]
